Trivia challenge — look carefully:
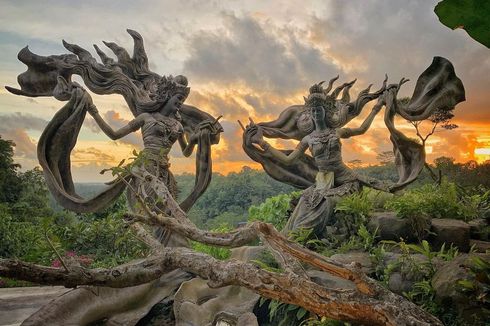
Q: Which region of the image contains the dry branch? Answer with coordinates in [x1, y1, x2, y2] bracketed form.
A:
[0, 247, 441, 325]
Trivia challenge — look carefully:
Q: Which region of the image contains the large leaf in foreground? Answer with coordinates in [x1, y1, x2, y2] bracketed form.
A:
[434, 0, 490, 48]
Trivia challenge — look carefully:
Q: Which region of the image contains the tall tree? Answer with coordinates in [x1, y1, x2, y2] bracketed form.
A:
[0, 136, 22, 203]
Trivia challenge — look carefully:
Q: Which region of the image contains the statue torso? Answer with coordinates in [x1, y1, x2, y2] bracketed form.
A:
[141, 114, 183, 150]
[307, 129, 343, 172]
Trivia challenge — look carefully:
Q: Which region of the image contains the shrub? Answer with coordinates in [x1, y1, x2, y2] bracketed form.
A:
[385, 180, 480, 221]
[190, 224, 232, 260]
[248, 191, 301, 230]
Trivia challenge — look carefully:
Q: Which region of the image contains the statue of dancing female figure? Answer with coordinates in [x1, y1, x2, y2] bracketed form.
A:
[246, 83, 394, 235]
[243, 57, 465, 237]
[6, 30, 223, 324]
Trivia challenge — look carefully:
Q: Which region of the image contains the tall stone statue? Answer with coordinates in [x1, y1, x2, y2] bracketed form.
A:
[6, 30, 223, 324]
[243, 57, 465, 237]
[6, 29, 223, 245]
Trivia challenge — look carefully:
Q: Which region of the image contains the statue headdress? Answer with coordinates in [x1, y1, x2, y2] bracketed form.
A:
[155, 74, 190, 103]
[304, 81, 336, 110]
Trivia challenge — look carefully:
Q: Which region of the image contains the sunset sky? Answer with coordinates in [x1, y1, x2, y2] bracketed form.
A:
[0, 0, 489, 182]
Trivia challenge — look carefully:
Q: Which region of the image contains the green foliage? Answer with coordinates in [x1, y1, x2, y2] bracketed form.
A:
[204, 211, 245, 230]
[59, 214, 148, 267]
[11, 167, 54, 221]
[457, 256, 490, 306]
[0, 214, 42, 260]
[287, 227, 326, 252]
[0, 136, 22, 203]
[377, 239, 465, 321]
[321, 224, 378, 257]
[435, 0, 490, 48]
[177, 167, 296, 228]
[259, 298, 309, 326]
[381, 240, 459, 282]
[248, 191, 301, 230]
[403, 280, 441, 315]
[190, 224, 232, 260]
[335, 189, 373, 222]
[385, 180, 481, 221]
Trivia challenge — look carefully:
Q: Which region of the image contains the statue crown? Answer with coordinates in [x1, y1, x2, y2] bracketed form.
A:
[156, 75, 190, 102]
[305, 81, 335, 108]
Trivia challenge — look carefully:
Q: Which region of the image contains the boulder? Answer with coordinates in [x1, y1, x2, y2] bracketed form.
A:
[367, 212, 418, 242]
[430, 219, 470, 252]
[432, 253, 490, 323]
[388, 272, 415, 294]
[307, 269, 356, 291]
[383, 253, 429, 295]
[330, 251, 374, 274]
[468, 218, 489, 240]
[470, 239, 490, 253]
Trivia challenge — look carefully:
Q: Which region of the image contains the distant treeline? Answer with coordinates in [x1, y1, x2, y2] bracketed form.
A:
[71, 157, 490, 228]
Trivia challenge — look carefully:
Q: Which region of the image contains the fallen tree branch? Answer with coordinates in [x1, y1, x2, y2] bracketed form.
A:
[125, 169, 377, 295]
[0, 247, 441, 325]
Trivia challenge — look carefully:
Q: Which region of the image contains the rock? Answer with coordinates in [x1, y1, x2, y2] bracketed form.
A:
[432, 253, 490, 321]
[307, 269, 356, 291]
[430, 219, 470, 252]
[470, 239, 490, 253]
[383, 253, 429, 295]
[330, 251, 374, 274]
[468, 218, 488, 240]
[367, 212, 418, 242]
[388, 272, 414, 294]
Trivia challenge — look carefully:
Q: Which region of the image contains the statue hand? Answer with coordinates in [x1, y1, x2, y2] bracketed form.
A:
[197, 119, 219, 134]
[80, 90, 98, 115]
[250, 126, 264, 145]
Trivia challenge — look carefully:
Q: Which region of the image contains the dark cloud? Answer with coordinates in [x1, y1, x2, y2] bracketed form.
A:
[188, 90, 249, 121]
[310, 0, 489, 113]
[242, 92, 294, 117]
[0, 112, 48, 131]
[183, 13, 339, 94]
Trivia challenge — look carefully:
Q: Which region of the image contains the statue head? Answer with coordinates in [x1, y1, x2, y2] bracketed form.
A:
[138, 75, 190, 116]
[304, 81, 336, 128]
[156, 74, 189, 107]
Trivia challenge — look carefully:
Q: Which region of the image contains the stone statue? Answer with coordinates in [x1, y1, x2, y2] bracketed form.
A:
[6, 29, 223, 244]
[243, 57, 465, 237]
[6, 29, 223, 324]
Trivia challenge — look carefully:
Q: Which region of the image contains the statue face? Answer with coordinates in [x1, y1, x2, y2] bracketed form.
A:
[311, 105, 325, 124]
[162, 93, 186, 115]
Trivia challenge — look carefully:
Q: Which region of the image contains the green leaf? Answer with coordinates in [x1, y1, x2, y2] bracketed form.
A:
[435, 0, 490, 48]
[296, 308, 308, 320]
[457, 279, 476, 290]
